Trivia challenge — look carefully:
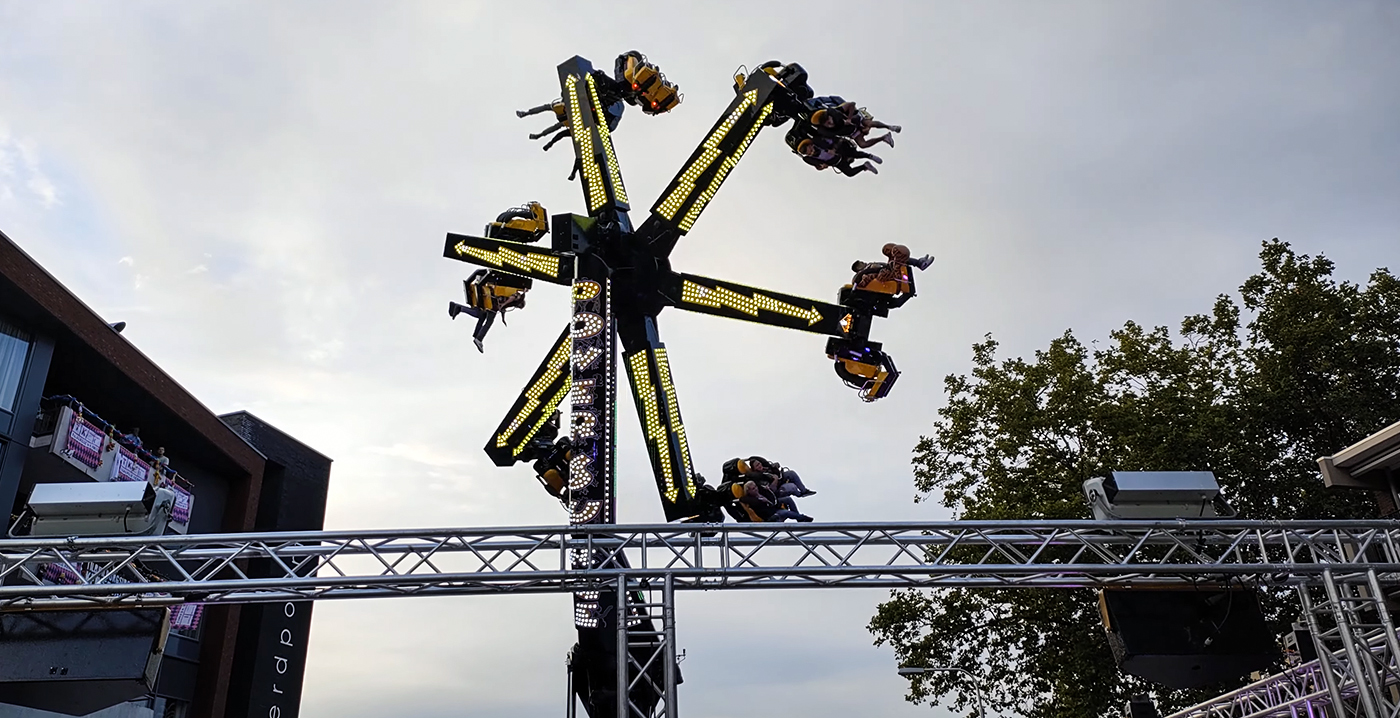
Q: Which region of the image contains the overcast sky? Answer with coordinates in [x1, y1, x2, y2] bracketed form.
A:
[3, 2, 1399, 716]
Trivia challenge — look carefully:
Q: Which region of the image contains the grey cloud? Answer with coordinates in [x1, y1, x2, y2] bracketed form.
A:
[2, 2, 1398, 716]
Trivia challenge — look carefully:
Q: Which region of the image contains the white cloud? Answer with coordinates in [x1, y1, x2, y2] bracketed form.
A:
[0, 120, 59, 208]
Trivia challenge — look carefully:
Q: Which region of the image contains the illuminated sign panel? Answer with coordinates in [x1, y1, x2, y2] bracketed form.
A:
[656, 90, 757, 222]
[679, 102, 772, 231]
[649, 70, 782, 237]
[565, 74, 608, 212]
[444, 234, 574, 285]
[673, 273, 849, 337]
[568, 272, 616, 627]
[557, 57, 629, 217]
[626, 350, 676, 502]
[623, 344, 697, 520]
[586, 74, 628, 206]
[483, 327, 572, 466]
[653, 347, 696, 500]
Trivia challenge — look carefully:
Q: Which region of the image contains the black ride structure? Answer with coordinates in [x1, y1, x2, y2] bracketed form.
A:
[442, 52, 921, 717]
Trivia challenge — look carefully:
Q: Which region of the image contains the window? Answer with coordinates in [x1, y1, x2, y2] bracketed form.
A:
[0, 316, 31, 412]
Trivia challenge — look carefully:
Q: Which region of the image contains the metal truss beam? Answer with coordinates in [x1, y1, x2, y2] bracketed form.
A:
[615, 574, 677, 718]
[1164, 598, 1400, 718]
[4, 520, 1400, 611]
[1166, 641, 1339, 718]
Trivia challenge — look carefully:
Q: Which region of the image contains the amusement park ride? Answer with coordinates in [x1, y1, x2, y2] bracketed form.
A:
[441, 50, 926, 717]
[6, 51, 1400, 718]
[444, 52, 921, 520]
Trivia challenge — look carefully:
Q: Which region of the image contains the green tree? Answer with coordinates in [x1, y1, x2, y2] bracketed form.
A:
[868, 240, 1400, 716]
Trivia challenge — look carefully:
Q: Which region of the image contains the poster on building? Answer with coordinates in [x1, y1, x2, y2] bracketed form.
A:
[170, 603, 204, 631]
[110, 446, 150, 483]
[40, 563, 84, 585]
[64, 414, 105, 469]
[171, 485, 193, 530]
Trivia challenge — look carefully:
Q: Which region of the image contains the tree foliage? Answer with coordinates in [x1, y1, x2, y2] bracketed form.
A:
[869, 241, 1400, 716]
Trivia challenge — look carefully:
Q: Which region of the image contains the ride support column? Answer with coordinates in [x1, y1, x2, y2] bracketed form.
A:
[568, 252, 617, 616]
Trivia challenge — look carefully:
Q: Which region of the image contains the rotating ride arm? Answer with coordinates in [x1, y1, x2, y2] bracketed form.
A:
[556, 56, 631, 220]
[443, 233, 575, 286]
[664, 272, 854, 338]
[634, 68, 788, 257]
[445, 207, 567, 351]
[665, 265, 920, 403]
[617, 317, 701, 522]
[484, 326, 573, 467]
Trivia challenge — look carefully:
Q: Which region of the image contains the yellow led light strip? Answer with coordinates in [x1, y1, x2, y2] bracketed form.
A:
[512, 377, 571, 457]
[566, 75, 607, 211]
[496, 337, 572, 448]
[656, 90, 757, 221]
[586, 74, 627, 205]
[679, 102, 773, 232]
[627, 351, 677, 502]
[653, 347, 696, 497]
[458, 242, 560, 278]
[680, 279, 824, 326]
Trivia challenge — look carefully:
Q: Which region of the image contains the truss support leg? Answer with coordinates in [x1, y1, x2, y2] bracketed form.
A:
[616, 575, 628, 718]
[566, 649, 577, 718]
[1310, 567, 1399, 718]
[663, 574, 678, 718]
[1325, 569, 1382, 718]
[1301, 585, 1352, 715]
[611, 575, 679, 718]
[1366, 568, 1400, 712]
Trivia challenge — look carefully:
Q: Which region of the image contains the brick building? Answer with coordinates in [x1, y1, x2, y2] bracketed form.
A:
[0, 229, 330, 718]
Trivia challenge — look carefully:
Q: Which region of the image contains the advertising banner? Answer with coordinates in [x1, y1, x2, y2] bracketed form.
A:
[110, 446, 150, 483]
[40, 563, 84, 585]
[171, 485, 193, 526]
[64, 415, 105, 470]
[169, 603, 204, 631]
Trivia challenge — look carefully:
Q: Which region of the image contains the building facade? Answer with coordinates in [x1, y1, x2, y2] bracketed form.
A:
[0, 230, 331, 718]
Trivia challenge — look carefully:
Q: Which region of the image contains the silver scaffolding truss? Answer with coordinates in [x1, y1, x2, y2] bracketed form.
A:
[4, 519, 1400, 718]
[1161, 572, 1400, 718]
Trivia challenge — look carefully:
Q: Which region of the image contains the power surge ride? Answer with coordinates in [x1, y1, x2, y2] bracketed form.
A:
[442, 52, 924, 718]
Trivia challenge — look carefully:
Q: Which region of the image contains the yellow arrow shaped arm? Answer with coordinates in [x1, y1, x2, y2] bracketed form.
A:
[674, 273, 851, 337]
[443, 234, 575, 286]
[680, 279, 822, 325]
